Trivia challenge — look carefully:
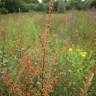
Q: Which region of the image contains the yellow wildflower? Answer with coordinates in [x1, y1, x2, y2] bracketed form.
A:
[68, 48, 73, 52]
[80, 52, 87, 57]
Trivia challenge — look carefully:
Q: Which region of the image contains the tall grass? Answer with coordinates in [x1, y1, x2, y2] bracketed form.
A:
[0, 2, 96, 96]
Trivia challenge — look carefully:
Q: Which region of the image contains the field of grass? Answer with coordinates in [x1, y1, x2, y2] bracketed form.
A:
[0, 11, 96, 96]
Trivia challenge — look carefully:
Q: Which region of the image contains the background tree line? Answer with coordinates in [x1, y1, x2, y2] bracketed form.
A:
[0, 0, 96, 14]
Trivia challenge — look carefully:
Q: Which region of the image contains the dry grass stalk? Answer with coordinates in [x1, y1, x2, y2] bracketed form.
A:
[80, 72, 95, 96]
[39, 1, 54, 95]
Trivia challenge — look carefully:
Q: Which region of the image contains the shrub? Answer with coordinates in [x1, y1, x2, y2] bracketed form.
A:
[0, 8, 8, 14]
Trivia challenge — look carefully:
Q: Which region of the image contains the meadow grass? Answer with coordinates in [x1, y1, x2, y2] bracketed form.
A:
[0, 11, 96, 96]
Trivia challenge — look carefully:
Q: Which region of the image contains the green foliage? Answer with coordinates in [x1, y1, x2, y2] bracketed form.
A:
[0, 0, 39, 13]
[0, 0, 96, 13]
[42, 0, 49, 3]
[0, 8, 8, 14]
[69, 0, 83, 10]
[57, 0, 65, 12]
[23, 0, 39, 3]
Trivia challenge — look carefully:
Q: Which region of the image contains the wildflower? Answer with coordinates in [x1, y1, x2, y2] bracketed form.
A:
[68, 48, 73, 52]
[80, 51, 87, 57]
[36, 81, 41, 85]
[34, 62, 38, 65]
[68, 69, 72, 73]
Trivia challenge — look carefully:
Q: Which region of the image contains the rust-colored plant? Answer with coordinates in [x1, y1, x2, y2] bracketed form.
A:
[80, 72, 95, 96]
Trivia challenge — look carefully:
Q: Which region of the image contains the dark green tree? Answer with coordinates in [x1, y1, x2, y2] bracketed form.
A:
[89, 0, 96, 9]
[0, 0, 96, 14]
[56, 0, 66, 12]
[81, 0, 95, 9]
[54, 1, 58, 12]
[42, 0, 49, 3]
[23, 0, 39, 3]
[41, 0, 49, 12]
[0, 0, 40, 13]
[0, 0, 8, 13]
[4, 0, 24, 12]
[68, 0, 83, 10]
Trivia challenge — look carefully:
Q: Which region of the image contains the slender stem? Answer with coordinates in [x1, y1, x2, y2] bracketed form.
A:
[40, 0, 53, 96]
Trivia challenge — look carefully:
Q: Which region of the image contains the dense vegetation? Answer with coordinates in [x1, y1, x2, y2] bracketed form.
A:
[0, 10, 96, 96]
[0, 0, 96, 14]
[0, 0, 96, 96]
